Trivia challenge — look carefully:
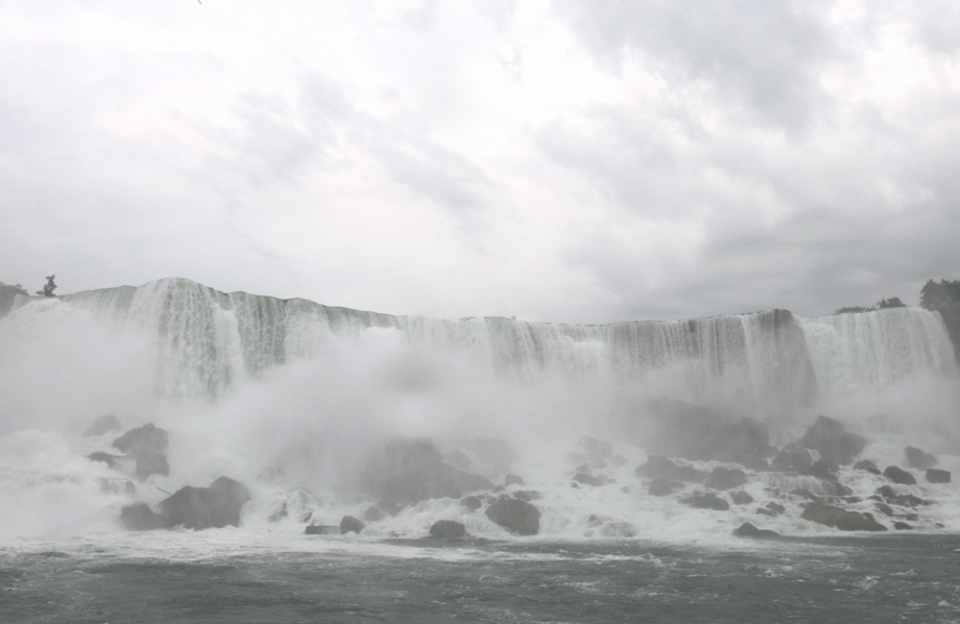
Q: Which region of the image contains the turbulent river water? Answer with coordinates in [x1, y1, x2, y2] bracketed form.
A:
[1, 277, 959, 623]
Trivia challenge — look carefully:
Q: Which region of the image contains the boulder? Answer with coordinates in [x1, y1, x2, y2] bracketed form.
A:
[854, 459, 881, 475]
[305, 525, 338, 535]
[485, 497, 540, 535]
[134, 451, 170, 480]
[461, 438, 520, 466]
[800, 503, 886, 531]
[771, 444, 813, 474]
[766, 502, 786, 515]
[363, 506, 386, 523]
[704, 467, 747, 490]
[733, 522, 780, 539]
[874, 485, 925, 508]
[429, 520, 466, 539]
[87, 452, 123, 469]
[926, 469, 951, 484]
[883, 466, 916, 485]
[119, 502, 163, 530]
[680, 491, 729, 511]
[365, 438, 495, 507]
[504, 474, 525, 487]
[158, 477, 251, 530]
[798, 415, 865, 464]
[636, 456, 706, 483]
[905, 447, 937, 470]
[461, 496, 482, 510]
[809, 459, 839, 480]
[648, 478, 681, 497]
[572, 472, 607, 487]
[112, 423, 169, 455]
[893, 521, 913, 530]
[646, 399, 774, 463]
[84, 414, 122, 437]
[339, 515, 364, 534]
[578, 436, 614, 461]
[730, 491, 754, 505]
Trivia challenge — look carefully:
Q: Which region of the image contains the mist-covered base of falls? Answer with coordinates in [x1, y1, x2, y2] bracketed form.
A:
[1, 278, 959, 544]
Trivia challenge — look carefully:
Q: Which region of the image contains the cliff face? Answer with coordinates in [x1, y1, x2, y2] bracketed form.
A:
[0, 282, 28, 319]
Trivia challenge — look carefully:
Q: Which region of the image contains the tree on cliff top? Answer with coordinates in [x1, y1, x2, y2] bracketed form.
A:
[36, 275, 57, 297]
[920, 280, 960, 310]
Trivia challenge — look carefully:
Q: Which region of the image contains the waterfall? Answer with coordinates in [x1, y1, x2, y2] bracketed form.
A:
[6, 276, 950, 425]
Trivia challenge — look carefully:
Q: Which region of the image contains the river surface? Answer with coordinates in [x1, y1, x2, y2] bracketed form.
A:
[4, 532, 960, 623]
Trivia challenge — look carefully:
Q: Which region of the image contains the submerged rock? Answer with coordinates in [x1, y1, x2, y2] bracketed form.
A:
[429, 520, 466, 539]
[485, 497, 540, 535]
[800, 503, 886, 531]
[883, 466, 916, 485]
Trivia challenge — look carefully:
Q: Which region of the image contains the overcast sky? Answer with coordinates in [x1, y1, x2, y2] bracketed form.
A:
[2, 0, 959, 323]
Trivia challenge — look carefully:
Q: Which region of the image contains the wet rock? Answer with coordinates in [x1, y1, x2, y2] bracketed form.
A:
[572, 472, 608, 487]
[755, 507, 776, 517]
[809, 459, 839, 480]
[305, 525, 338, 535]
[766, 502, 786, 515]
[367, 438, 495, 507]
[730, 491, 754, 505]
[636, 456, 706, 483]
[461, 496, 482, 510]
[648, 478, 681, 497]
[578, 436, 613, 461]
[134, 451, 169, 480]
[854, 459, 881, 475]
[646, 400, 774, 463]
[883, 466, 916, 485]
[119, 502, 163, 530]
[771, 444, 813, 474]
[512, 490, 540, 502]
[485, 497, 540, 535]
[339, 515, 364, 534]
[429, 520, 466, 539]
[798, 415, 865, 464]
[363, 506, 386, 523]
[926, 468, 951, 484]
[704, 467, 747, 491]
[801, 503, 886, 531]
[893, 521, 913, 530]
[461, 438, 520, 466]
[874, 503, 893, 516]
[504, 474, 525, 487]
[874, 486, 925, 508]
[447, 449, 471, 471]
[87, 452, 123, 469]
[905, 447, 937, 470]
[733, 522, 780, 539]
[84, 414, 121, 437]
[680, 491, 730, 511]
[159, 477, 251, 530]
[112, 423, 168, 455]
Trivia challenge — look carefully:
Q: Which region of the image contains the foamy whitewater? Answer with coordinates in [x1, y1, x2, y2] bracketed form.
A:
[4, 278, 960, 622]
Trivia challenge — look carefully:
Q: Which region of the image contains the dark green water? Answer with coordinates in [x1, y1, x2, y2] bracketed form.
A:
[3, 535, 960, 623]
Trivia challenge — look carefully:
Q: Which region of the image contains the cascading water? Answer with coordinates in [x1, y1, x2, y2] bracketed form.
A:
[58, 277, 826, 421]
